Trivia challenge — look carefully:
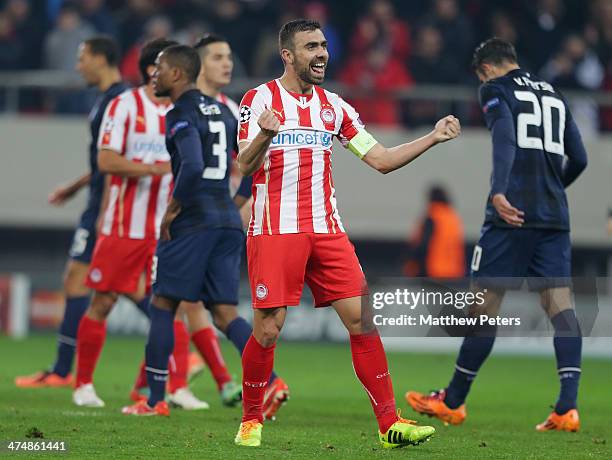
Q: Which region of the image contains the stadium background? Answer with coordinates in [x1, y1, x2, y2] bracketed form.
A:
[0, 0, 610, 345]
[0, 0, 611, 458]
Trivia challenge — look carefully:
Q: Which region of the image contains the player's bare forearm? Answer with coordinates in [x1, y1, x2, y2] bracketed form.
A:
[237, 133, 274, 176]
[48, 172, 92, 205]
[166, 197, 182, 216]
[362, 115, 460, 174]
[73, 173, 92, 191]
[233, 194, 249, 209]
[364, 134, 437, 174]
[98, 149, 170, 177]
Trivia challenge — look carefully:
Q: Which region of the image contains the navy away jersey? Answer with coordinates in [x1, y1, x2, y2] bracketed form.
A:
[87, 81, 129, 213]
[479, 69, 587, 230]
[166, 89, 243, 236]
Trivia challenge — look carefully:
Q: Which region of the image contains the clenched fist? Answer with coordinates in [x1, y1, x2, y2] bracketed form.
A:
[432, 115, 461, 144]
[258, 109, 281, 138]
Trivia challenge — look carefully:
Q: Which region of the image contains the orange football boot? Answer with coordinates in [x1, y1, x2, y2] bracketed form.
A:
[129, 388, 148, 402]
[15, 371, 73, 388]
[405, 389, 466, 425]
[187, 351, 205, 382]
[263, 377, 289, 420]
[536, 409, 580, 432]
[121, 400, 170, 416]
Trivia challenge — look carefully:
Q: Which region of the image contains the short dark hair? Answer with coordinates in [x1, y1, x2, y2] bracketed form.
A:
[279, 18, 321, 52]
[161, 44, 201, 83]
[428, 185, 450, 205]
[139, 38, 179, 84]
[84, 36, 120, 67]
[472, 37, 518, 72]
[194, 33, 228, 55]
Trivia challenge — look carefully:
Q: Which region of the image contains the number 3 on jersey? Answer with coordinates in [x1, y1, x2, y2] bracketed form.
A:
[514, 91, 566, 155]
[202, 120, 227, 180]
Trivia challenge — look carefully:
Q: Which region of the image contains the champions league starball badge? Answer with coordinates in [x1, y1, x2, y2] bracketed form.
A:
[239, 105, 252, 124]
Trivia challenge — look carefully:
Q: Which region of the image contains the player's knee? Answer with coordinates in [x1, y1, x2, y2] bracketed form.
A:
[343, 315, 366, 335]
[89, 293, 116, 320]
[179, 301, 200, 315]
[63, 262, 89, 297]
[211, 305, 238, 332]
[540, 287, 572, 317]
[258, 320, 281, 346]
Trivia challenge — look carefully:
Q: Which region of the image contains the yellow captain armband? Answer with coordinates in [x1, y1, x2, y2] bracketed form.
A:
[347, 129, 378, 159]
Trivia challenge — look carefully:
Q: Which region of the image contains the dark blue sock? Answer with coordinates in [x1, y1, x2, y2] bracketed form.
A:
[551, 310, 582, 414]
[145, 304, 174, 406]
[52, 296, 90, 377]
[134, 295, 151, 319]
[226, 316, 277, 384]
[445, 324, 496, 409]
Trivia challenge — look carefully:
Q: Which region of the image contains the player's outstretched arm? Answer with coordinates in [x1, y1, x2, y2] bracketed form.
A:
[237, 109, 280, 176]
[48, 172, 91, 206]
[98, 149, 171, 177]
[362, 115, 461, 174]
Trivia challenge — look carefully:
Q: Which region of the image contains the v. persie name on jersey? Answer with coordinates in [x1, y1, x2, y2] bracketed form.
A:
[270, 129, 333, 148]
[513, 75, 555, 93]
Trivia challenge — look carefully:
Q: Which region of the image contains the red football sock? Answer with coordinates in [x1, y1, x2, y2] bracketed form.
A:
[75, 316, 106, 387]
[350, 332, 398, 433]
[191, 327, 232, 390]
[168, 320, 189, 393]
[133, 360, 147, 390]
[241, 335, 275, 423]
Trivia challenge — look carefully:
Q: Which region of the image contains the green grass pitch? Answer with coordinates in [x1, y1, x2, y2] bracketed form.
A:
[1, 335, 610, 459]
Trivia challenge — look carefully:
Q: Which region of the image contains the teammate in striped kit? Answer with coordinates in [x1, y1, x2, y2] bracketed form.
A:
[72, 39, 207, 410]
[234, 19, 461, 448]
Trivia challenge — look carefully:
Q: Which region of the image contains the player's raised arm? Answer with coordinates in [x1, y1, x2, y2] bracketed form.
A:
[237, 109, 280, 176]
[335, 97, 460, 174]
[360, 115, 461, 174]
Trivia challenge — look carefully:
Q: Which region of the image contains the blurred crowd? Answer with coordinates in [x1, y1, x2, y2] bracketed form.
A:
[2, 0, 612, 130]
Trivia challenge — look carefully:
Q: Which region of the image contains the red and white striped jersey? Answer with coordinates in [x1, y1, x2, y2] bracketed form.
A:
[238, 79, 366, 236]
[97, 86, 173, 240]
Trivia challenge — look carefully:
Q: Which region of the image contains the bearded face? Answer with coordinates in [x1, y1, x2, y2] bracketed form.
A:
[286, 29, 329, 86]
